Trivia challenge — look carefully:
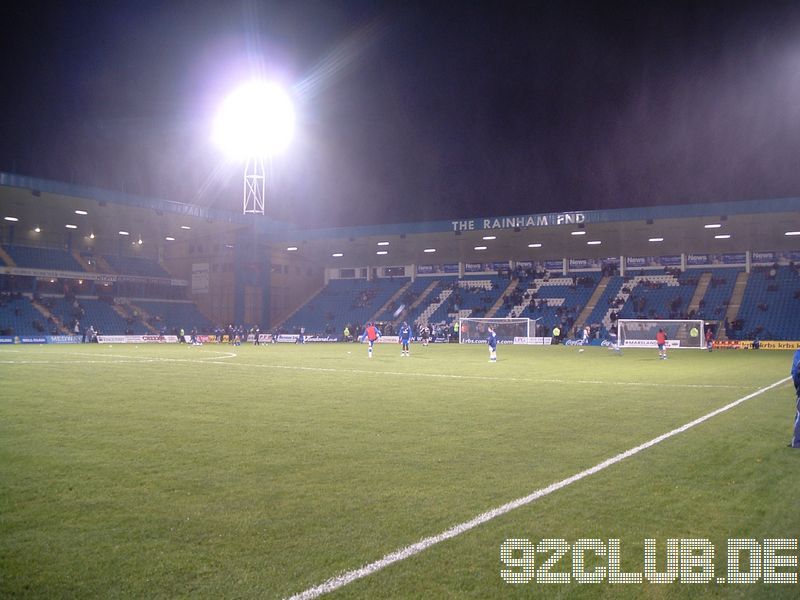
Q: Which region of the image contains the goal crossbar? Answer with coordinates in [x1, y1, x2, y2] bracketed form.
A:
[617, 319, 705, 349]
[459, 317, 530, 344]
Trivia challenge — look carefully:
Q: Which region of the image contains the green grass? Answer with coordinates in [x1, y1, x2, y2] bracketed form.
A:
[1, 342, 798, 599]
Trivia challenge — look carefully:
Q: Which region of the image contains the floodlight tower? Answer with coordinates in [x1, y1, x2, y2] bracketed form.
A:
[214, 80, 295, 215]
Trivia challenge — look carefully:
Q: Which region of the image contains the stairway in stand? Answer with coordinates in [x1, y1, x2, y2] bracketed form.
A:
[719, 271, 749, 340]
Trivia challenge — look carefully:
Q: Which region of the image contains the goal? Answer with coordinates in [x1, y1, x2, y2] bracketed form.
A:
[459, 317, 530, 344]
[617, 319, 705, 349]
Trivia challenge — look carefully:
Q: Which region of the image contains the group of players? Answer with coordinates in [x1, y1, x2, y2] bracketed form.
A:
[359, 321, 499, 362]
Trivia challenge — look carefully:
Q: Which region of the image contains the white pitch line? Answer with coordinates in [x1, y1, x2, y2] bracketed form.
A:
[0, 353, 749, 389]
[203, 360, 748, 389]
[285, 376, 792, 600]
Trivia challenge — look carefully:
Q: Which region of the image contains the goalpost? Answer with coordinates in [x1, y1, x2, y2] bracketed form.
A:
[459, 317, 530, 344]
[617, 319, 705, 349]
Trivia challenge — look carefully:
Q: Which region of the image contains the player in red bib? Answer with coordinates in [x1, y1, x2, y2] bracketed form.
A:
[656, 328, 667, 360]
[361, 322, 382, 358]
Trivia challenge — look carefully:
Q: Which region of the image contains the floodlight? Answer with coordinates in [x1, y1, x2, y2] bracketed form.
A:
[213, 81, 295, 160]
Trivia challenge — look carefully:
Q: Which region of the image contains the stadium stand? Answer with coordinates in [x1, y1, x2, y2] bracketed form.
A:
[0, 294, 46, 336]
[131, 299, 214, 333]
[281, 277, 408, 335]
[513, 272, 601, 334]
[729, 265, 800, 340]
[48, 296, 131, 336]
[3, 244, 85, 272]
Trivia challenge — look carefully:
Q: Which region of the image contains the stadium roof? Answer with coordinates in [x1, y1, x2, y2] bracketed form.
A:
[1, 172, 799, 268]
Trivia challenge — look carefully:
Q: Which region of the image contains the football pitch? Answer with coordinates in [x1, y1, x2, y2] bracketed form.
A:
[1, 342, 799, 599]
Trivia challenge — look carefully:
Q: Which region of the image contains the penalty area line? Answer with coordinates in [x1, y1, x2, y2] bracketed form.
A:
[285, 376, 792, 600]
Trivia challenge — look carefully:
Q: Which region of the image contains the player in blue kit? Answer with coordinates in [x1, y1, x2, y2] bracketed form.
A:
[399, 322, 412, 356]
[790, 348, 800, 448]
[487, 326, 497, 362]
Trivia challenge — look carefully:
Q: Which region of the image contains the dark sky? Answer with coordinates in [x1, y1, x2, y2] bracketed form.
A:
[3, 1, 800, 228]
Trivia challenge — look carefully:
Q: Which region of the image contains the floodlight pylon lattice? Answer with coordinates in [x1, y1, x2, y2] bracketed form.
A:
[243, 156, 266, 215]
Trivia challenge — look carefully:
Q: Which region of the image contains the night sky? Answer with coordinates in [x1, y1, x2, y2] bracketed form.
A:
[3, 0, 800, 228]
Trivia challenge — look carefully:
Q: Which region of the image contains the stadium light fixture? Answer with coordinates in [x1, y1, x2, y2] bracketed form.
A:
[423, 248, 436, 253]
[89, 233, 95, 239]
[137, 236, 143, 245]
[474, 246, 487, 250]
[785, 231, 800, 236]
[648, 237, 664, 242]
[714, 234, 731, 239]
[65, 224, 77, 229]
[286, 246, 298, 251]
[33, 227, 41, 233]
[376, 250, 388, 255]
[704, 223, 722, 229]
[482, 235, 496, 240]
[332, 252, 343, 257]
[214, 80, 295, 216]
[528, 243, 542, 248]
[119, 231, 130, 236]
[214, 80, 295, 160]
[587, 240, 602, 245]
[377, 241, 390, 246]
[165, 236, 175, 241]
[180, 225, 191, 230]
[570, 230, 586, 236]
[74, 210, 88, 215]
[4, 216, 19, 222]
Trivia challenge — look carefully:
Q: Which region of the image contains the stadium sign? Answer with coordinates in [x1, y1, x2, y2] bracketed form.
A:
[513, 336, 554, 345]
[47, 335, 82, 344]
[0, 336, 14, 344]
[0, 266, 187, 286]
[451, 211, 585, 232]
[622, 339, 682, 348]
[97, 335, 178, 344]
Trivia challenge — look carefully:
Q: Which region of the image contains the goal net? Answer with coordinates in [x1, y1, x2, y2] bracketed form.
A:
[617, 319, 705, 349]
[459, 317, 530, 344]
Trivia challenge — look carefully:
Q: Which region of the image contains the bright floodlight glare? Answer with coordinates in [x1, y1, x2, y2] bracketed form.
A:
[214, 81, 295, 159]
